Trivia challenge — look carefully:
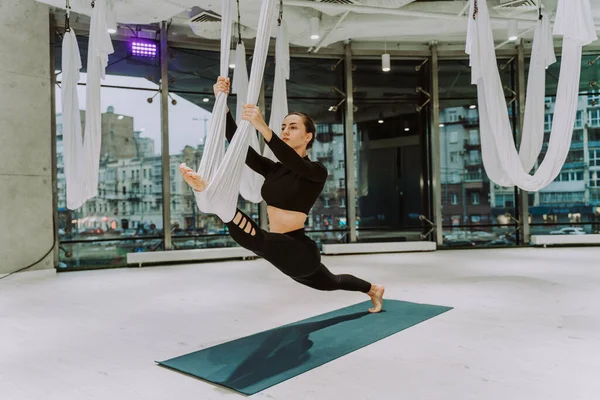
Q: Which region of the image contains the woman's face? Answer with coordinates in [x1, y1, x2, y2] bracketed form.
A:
[281, 114, 312, 151]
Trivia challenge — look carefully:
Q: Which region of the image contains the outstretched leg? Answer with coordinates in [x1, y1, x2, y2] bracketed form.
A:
[293, 264, 385, 313]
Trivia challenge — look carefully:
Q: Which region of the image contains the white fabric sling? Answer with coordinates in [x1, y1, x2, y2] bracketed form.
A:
[264, 19, 290, 163]
[193, 0, 276, 223]
[466, 0, 596, 191]
[234, 17, 290, 203]
[63, 0, 114, 209]
[233, 40, 265, 203]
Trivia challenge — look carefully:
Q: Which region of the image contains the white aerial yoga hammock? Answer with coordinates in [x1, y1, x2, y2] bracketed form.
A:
[63, 0, 114, 209]
[236, 18, 291, 202]
[194, 0, 276, 223]
[466, 0, 597, 191]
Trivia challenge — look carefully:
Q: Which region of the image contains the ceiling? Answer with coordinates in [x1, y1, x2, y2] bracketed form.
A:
[46, 0, 600, 126]
[39, 0, 600, 53]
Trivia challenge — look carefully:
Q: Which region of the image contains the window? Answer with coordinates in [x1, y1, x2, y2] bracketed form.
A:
[544, 113, 553, 131]
[450, 152, 459, 163]
[470, 215, 481, 223]
[471, 193, 480, 205]
[450, 193, 458, 205]
[339, 178, 345, 188]
[449, 132, 458, 144]
[540, 192, 585, 203]
[465, 171, 482, 181]
[494, 193, 515, 208]
[590, 171, 600, 187]
[588, 109, 600, 127]
[588, 91, 600, 107]
[555, 171, 585, 182]
[447, 110, 461, 123]
[575, 111, 583, 129]
[468, 130, 479, 146]
[469, 150, 480, 164]
[591, 150, 600, 167]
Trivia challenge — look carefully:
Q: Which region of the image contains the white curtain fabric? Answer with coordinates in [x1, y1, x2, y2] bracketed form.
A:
[62, 29, 85, 210]
[235, 19, 290, 203]
[194, 0, 276, 223]
[466, 0, 596, 191]
[63, 1, 114, 210]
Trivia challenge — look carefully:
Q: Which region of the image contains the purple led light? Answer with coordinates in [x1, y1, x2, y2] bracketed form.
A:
[131, 41, 157, 58]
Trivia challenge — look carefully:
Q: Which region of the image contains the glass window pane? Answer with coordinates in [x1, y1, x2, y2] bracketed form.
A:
[438, 59, 518, 248]
[353, 59, 430, 242]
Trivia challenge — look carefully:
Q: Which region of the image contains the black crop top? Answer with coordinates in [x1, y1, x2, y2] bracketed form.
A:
[225, 112, 327, 214]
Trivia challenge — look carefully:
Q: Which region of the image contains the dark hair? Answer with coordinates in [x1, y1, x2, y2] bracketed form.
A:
[286, 112, 316, 149]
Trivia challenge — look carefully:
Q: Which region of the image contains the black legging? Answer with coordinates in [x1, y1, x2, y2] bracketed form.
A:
[225, 209, 371, 293]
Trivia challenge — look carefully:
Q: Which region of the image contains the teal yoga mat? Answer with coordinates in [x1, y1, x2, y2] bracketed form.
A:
[157, 300, 452, 395]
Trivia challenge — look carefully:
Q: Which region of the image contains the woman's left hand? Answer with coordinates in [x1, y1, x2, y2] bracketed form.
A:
[241, 104, 268, 131]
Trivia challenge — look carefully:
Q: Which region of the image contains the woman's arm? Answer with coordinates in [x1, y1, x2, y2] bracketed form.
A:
[225, 111, 276, 177]
[242, 105, 327, 183]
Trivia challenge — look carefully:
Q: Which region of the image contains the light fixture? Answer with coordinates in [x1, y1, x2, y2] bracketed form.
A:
[469, 104, 477, 109]
[131, 40, 157, 58]
[508, 20, 518, 42]
[203, 98, 210, 103]
[382, 53, 391, 72]
[439, 123, 445, 127]
[404, 121, 410, 132]
[378, 119, 384, 124]
[328, 106, 337, 112]
[309, 17, 320, 40]
[229, 49, 236, 69]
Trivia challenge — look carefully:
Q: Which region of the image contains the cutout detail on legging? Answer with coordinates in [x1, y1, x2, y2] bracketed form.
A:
[233, 213, 256, 237]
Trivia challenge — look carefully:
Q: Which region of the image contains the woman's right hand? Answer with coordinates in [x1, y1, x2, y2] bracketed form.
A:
[213, 76, 230, 98]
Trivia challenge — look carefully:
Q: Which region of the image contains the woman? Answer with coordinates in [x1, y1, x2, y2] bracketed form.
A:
[180, 77, 384, 313]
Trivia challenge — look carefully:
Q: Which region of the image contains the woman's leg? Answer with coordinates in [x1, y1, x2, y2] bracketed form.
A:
[225, 209, 318, 278]
[225, 209, 384, 312]
[225, 209, 267, 256]
[292, 263, 371, 292]
[293, 263, 385, 313]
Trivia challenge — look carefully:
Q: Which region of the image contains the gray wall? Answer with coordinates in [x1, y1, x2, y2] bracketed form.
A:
[0, 0, 54, 275]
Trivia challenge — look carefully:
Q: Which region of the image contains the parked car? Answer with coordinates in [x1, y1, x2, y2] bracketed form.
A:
[550, 227, 586, 235]
[483, 238, 516, 247]
[443, 239, 476, 248]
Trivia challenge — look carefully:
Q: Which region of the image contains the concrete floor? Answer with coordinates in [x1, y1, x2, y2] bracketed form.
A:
[1, 247, 599, 400]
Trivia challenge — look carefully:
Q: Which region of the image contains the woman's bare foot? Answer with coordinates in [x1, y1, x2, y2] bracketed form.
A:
[179, 163, 208, 192]
[367, 284, 385, 313]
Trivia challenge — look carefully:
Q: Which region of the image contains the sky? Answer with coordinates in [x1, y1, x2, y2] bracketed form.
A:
[54, 73, 214, 155]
